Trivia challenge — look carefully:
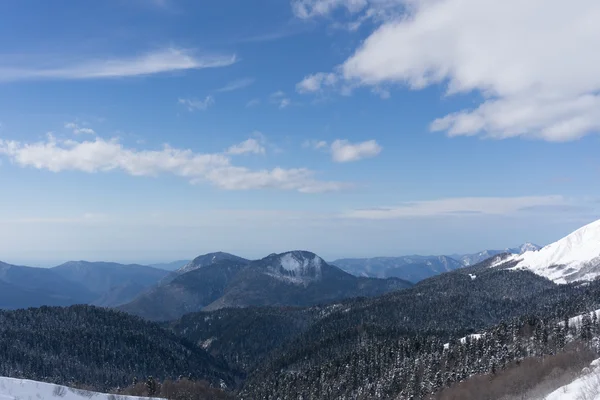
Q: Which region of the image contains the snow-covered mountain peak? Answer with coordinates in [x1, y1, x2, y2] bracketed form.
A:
[515, 242, 541, 254]
[262, 251, 325, 285]
[279, 251, 323, 273]
[499, 219, 600, 284]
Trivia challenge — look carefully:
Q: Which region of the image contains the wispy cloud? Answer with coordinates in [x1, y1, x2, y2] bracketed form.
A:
[65, 122, 95, 135]
[292, 0, 369, 19]
[4, 213, 110, 225]
[344, 196, 569, 219]
[279, 99, 291, 109]
[216, 78, 255, 92]
[233, 24, 311, 43]
[246, 98, 261, 107]
[297, 72, 338, 93]
[270, 91, 292, 109]
[226, 138, 266, 155]
[305, 139, 381, 162]
[178, 96, 215, 112]
[0, 135, 347, 193]
[303, 139, 328, 150]
[0, 48, 236, 82]
[291, 0, 404, 29]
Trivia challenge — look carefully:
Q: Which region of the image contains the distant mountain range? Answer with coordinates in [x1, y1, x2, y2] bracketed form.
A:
[0, 242, 544, 312]
[331, 255, 463, 282]
[52, 261, 170, 306]
[2, 220, 600, 399]
[119, 251, 412, 321]
[332, 243, 541, 283]
[0, 261, 169, 310]
[451, 242, 541, 267]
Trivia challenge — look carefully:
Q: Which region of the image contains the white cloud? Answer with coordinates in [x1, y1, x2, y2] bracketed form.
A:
[0, 48, 236, 82]
[278, 98, 291, 109]
[345, 196, 568, 219]
[202, 166, 347, 193]
[0, 136, 345, 193]
[178, 96, 214, 111]
[430, 94, 600, 142]
[216, 78, 255, 92]
[65, 122, 95, 135]
[226, 138, 266, 155]
[299, 0, 600, 142]
[296, 72, 338, 93]
[330, 139, 381, 162]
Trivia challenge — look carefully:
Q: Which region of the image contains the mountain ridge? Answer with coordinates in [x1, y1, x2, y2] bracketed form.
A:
[452, 242, 541, 266]
[176, 252, 250, 274]
[120, 250, 412, 320]
[332, 255, 463, 282]
[51, 261, 170, 307]
[492, 218, 600, 284]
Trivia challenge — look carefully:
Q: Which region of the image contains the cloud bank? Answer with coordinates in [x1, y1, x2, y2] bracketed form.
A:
[0, 135, 346, 193]
[345, 196, 569, 219]
[296, 0, 600, 142]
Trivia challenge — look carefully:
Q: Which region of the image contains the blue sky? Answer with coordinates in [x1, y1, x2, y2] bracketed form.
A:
[0, 0, 599, 266]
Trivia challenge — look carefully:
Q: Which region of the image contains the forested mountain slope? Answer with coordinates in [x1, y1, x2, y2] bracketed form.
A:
[240, 277, 600, 399]
[0, 306, 238, 391]
[119, 259, 249, 321]
[172, 260, 563, 373]
[171, 306, 327, 372]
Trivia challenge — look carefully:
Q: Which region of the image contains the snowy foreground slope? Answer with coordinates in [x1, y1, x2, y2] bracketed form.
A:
[494, 218, 600, 284]
[0, 377, 164, 400]
[542, 359, 600, 400]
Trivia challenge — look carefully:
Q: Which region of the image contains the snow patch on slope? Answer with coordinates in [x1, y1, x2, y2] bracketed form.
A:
[0, 377, 164, 400]
[279, 253, 322, 273]
[542, 358, 600, 400]
[265, 252, 324, 285]
[559, 309, 600, 330]
[506, 219, 600, 284]
[443, 333, 485, 350]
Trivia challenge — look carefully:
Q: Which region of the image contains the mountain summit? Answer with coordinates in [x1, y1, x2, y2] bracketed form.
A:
[493, 219, 600, 284]
[512, 242, 541, 254]
[176, 252, 249, 274]
[258, 251, 324, 285]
